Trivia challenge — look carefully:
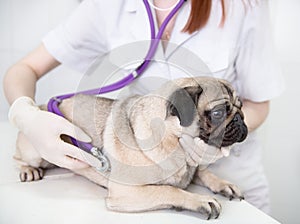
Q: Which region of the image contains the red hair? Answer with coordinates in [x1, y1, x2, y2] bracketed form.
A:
[182, 0, 226, 34]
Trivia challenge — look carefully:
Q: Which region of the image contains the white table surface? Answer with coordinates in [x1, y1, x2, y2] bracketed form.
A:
[0, 121, 281, 224]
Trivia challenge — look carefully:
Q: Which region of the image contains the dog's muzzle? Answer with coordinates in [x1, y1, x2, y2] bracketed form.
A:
[203, 113, 248, 148]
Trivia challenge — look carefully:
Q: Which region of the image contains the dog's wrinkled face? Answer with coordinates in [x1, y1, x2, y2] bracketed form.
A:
[168, 78, 248, 148]
[197, 80, 248, 148]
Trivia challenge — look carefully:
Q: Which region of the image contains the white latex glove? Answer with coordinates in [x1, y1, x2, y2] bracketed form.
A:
[9, 96, 93, 170]
[179, 134, 231, 167]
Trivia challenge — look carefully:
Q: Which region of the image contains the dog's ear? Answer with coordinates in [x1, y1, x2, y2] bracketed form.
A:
[167, 85, 203, 127]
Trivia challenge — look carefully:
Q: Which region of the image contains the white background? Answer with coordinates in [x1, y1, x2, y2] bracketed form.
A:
[0, 0, 299, 223]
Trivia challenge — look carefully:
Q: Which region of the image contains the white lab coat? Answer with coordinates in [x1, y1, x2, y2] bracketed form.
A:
[43, 0, 284, 213]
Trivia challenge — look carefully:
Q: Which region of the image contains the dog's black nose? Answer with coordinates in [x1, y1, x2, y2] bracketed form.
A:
[233, 113, 242, 123]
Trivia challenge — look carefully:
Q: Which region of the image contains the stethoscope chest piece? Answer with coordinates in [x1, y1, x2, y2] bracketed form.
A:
[91, 147, 110, 172]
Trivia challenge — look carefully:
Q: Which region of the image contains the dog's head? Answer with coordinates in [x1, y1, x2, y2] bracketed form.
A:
[167, 77, 248, 148]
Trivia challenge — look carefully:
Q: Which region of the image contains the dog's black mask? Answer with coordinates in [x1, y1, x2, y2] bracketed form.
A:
[199, 111, 248, 148]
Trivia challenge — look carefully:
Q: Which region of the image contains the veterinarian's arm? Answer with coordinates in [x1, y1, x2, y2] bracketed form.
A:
[3, 43, 92, 170]
[242, 100, 270, 132]
[3, 44, 59, 104]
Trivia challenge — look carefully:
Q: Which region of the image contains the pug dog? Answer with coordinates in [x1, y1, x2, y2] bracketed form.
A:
[14, 77, 247, 219]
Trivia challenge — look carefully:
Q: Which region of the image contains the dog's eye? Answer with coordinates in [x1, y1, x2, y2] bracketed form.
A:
[211, 109, 226, 120]
[209, 105, 227, 125]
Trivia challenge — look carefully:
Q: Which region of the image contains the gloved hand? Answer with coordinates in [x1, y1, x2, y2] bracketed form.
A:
[9, 96, 93, 170]
[179, 134, 230, 167]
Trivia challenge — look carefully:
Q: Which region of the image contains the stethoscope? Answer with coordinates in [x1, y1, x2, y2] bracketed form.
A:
[47, 0, 187, 172]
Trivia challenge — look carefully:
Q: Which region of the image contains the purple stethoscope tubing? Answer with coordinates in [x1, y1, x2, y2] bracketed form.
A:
[47, 0, 186, 154]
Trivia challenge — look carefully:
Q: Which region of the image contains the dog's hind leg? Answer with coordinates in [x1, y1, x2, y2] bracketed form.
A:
[14, 132, 54, 182]
[72, 167, 109, 189]
[106, 182, 221, 220]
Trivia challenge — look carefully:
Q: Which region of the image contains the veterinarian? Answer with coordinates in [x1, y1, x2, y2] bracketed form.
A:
[3, 0, 284, 214]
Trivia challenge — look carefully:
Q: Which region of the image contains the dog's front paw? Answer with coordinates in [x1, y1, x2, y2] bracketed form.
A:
[192, 196, 222, 220]
[211, 181, 244, 201]
[19, 166, 44, 182]
[178, 195, 221, 219]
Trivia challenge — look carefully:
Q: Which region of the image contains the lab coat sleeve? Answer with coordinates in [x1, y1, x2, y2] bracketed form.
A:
[42, 0, 107, 74]
[234, 0, 285, 102]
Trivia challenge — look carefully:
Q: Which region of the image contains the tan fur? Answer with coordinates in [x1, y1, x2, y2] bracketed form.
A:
[14, 77, 246, 219]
